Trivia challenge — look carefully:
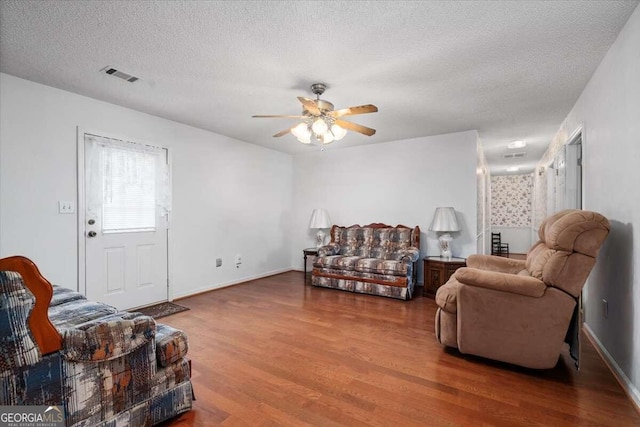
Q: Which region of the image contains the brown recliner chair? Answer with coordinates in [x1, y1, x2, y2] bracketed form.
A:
[434, 209, 610, 369]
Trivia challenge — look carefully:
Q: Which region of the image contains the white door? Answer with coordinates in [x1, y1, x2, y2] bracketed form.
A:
[83, 133, 169, 310]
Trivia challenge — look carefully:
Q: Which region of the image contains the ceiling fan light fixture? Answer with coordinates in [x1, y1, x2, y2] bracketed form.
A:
[312, 118, 329, 135]
[253, 83, 377, 146]
[292, 122, 310, 139]
[331, 124, 347, 140]
[321, 132, 334, 144]
[297, 134, 312, 144]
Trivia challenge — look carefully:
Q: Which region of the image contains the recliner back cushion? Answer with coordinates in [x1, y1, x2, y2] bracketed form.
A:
[542, 252, 596, 298]
[526, 210, 610, 297]
[540, 210, 610, 256]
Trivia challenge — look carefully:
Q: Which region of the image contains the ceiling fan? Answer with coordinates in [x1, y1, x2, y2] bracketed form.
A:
[252, 83, 378, 145]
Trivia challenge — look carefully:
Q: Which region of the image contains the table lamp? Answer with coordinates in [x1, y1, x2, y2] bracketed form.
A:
[429, 207, 460, 259]
[309, 209, 332, 248]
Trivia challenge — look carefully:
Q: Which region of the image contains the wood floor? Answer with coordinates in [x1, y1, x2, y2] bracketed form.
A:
[159, 272, 639, 426]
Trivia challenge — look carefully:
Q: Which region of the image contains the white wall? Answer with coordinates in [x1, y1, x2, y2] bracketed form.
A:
[290, 131, 479, 284]
[539, 6, 640, 404]
[0, 74, 293, 298]
[490, 227, 532, 254]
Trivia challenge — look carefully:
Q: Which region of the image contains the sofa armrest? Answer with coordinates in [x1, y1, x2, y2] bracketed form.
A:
[392, 247, 420, 263]
[61, 312, 156, 362]
[466, 254, 526, 274]
[454, 267, 547, 298]
[318, 243, 340, 257]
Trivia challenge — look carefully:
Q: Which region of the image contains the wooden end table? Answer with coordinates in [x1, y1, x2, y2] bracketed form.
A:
[423, 256, 466, 297]
[303, 248, 319, 279]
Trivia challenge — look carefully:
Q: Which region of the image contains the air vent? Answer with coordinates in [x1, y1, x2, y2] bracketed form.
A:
[503, 152, 527, 159]
[101, 66, 139, 83]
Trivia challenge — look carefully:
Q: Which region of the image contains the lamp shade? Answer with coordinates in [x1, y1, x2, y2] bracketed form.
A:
[429, 207, 460, 232]
[309, 209, 332, 229]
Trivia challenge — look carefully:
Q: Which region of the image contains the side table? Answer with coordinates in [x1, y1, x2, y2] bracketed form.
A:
[423, 256, 466, 297]
[303, 248, 319, 280]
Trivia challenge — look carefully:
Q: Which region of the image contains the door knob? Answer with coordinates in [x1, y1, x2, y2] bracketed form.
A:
[88, 219, 95, 225]
[87, 231, 97, 238]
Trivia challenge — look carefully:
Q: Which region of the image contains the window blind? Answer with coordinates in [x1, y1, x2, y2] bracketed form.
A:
[101, 145, 157, 233]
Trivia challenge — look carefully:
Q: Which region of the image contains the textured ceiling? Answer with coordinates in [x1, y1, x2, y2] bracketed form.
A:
[1, 1, 637, 174]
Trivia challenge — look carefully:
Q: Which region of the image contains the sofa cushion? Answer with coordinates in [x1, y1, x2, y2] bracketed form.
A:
[151, 357, 191, 396]
[314, 255, 362, 271]
[339, 227, 374, 256]
[355, 258, 410, 276]
[49, 299, 118, 329]
[155, 324, 189, 368]
[60, 312, 156, 362]
[50, 285, 85, 307]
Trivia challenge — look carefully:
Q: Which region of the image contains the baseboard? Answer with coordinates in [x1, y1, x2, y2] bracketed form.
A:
[172, 268, 293, 300]
[583, 323, 640, 413]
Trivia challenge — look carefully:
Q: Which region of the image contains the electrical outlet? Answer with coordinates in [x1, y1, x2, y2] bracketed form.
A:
[216, 258, 222, 267]
[602, 299, 608, 319]
[58, 201, 75, 214]
[235, 254, 242, 264]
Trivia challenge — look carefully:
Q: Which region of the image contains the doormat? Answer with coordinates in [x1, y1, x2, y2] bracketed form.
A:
[134, 302, 190, 320]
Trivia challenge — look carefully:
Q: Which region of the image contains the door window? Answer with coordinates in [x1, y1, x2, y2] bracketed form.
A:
[101, 146, 157, 233]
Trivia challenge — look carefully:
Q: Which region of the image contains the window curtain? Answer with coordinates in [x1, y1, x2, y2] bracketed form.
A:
[85, 134, 171, 222]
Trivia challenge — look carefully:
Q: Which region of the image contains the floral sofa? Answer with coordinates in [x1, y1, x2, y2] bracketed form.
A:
[312, 223, 420, 300]
[0, 256, 192, 426]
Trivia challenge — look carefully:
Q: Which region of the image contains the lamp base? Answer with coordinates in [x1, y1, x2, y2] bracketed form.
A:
[316, 230, 326, 248]
[438, 233, 454, 260]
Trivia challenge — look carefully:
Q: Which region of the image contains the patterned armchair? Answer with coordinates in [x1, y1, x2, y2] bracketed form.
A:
[312, 223, 420, 300]
[0, 256, 192, 426]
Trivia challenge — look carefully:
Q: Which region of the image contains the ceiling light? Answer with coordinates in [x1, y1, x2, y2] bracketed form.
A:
[297, 133, 312, 144]
[312, 118, 329, 135]
[507, 140, 526, 149]
[253, 83, 378, 146]
[331, 124, 347, 140]
[506, 166, 520, 172]
[291, 123, 309, 139]
[321, 132, 334, 144]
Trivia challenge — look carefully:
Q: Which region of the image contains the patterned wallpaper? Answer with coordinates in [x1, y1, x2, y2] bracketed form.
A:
[491, 174, 533, 227]
[532, 169, 548, 229]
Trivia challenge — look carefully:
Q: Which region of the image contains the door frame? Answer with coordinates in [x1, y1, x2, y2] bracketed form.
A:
[565, 123, 585, 369]
[566, 124, 584, 209]
[76, 127, 173, 300]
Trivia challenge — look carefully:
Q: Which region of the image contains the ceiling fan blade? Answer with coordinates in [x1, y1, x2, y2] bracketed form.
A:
[273, 128, 293, 137]
[297, 97, 321, 115]
[252, 115, 304, 119]
[329, 104, 378, 118]
[335, 119, 376, 136]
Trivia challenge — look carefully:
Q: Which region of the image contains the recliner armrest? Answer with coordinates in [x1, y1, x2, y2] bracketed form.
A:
[454, 267, 546, 297]
[466, 254, 526, 274]
[318, 243, 340, 256]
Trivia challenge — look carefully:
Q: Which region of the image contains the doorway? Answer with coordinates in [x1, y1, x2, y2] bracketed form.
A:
[78, 131, 170, 310]
[552, 129, 582, 212]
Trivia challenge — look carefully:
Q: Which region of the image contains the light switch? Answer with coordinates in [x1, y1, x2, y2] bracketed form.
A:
[58, 201, 75, 214]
